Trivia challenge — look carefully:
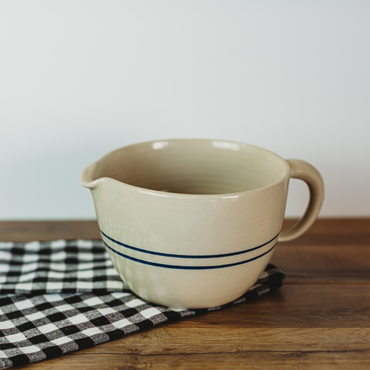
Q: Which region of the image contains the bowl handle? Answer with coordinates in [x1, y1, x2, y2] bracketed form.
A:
[278, 159, 324, 242]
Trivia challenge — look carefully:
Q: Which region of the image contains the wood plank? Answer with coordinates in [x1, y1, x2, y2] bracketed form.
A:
[20, 350, 370, 370]
[281, 218, 370, 246]
[14, 284, 370, 370]
[274, 219, 370, 282]
[271, 244, 370, 282]
[283, 218, 370, 236]
[0, 220, 100, 242]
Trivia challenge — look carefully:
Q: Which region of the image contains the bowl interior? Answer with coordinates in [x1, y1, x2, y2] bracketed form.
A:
[93, 139, 288, 195]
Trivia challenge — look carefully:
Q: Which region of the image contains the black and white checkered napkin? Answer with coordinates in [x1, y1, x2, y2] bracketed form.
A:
[0, 239, 285, 369]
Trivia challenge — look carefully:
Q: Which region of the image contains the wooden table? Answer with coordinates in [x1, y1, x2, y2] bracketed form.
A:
[1, 218, 369, 369]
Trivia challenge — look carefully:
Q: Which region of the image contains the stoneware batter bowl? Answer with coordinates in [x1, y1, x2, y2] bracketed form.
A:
[80, 139, 324, 308]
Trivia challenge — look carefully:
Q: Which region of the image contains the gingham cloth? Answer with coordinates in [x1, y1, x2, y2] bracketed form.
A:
[0, 239, 285, 369]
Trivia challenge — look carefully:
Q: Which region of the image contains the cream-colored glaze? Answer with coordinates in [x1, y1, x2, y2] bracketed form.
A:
[80, 139, 324, 309]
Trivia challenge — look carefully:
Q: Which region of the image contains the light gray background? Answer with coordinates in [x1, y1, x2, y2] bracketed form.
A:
[1, 1, 369, 219]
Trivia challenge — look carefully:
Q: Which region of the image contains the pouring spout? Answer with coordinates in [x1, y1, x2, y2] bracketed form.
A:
[79, 161, 103, 189]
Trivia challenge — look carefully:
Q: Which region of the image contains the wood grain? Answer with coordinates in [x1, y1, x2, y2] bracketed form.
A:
[1, 218, 370, 369]
[274, 218, 370, 282]
[21, 348, 370, 370]
[0, 220, 100, 242]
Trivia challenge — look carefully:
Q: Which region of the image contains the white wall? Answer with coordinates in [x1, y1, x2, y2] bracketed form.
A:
[0, 0, 369, 220]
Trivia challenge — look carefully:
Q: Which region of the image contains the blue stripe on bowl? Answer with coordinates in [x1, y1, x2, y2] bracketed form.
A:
[100, 230, 279, 259]
[103, 239, 276, 270]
